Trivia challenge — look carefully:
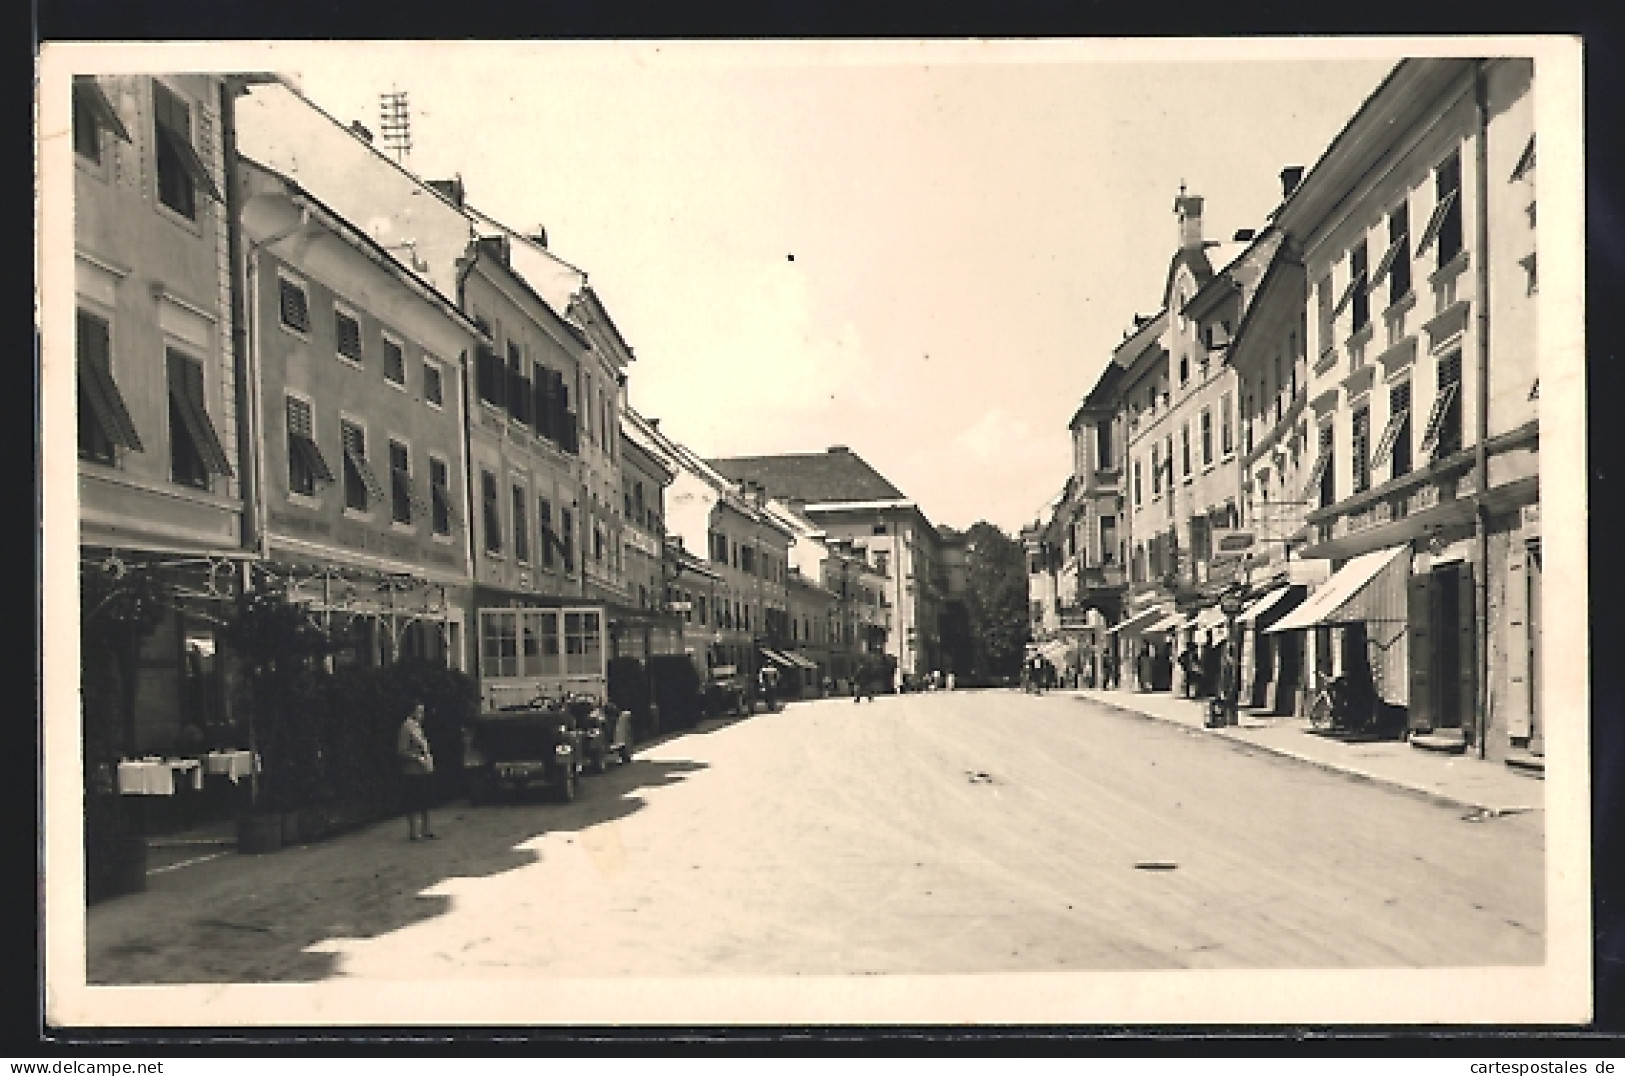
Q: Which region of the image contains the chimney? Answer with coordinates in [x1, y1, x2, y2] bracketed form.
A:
[426, 176, 466, 207]
[349, 120, 374, 143]
[827, 445, 849, 454]
[530, 226, 549, 249]
[1174, 190, 1204, 249]
[1233, 228, 1257, 242]
[647, 417, 660, 430]
[1279, 166, 1305, 200]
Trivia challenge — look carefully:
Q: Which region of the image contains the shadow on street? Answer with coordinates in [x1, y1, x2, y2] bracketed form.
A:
[88, 756, 708, 984]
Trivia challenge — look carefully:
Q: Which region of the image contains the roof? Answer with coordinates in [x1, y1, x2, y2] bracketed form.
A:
[706, 449, 905, 505]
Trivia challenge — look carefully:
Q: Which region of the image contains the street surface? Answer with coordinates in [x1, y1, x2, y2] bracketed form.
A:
[87, 689, 1544, 982]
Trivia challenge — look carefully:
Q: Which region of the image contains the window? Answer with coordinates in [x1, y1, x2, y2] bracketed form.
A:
[741, 545, 756, 574]
[389, 440, 414, 524]
[383, 338, 406, 386]
[1316, 274, 1335, 361]
[278, 276, 310, 334]
[285, 395, 332, 496]
[77, 310, 142, 462]
[538, 497, 555, 567]
[1179, 351, 1189, 386]
[429, 457, 453, 536]
[874, 550, 890, 576]
[1420, 351, 1464, 459]
[1351, 403, 1371, 494]
[481, 611, 519, 678]
[481, 469, 501, 554]
[1180, 424, 1192, 478]
[1349, 241, 1370, 332]
[152, 82, 219, 220]
[423, 359, 443, 407]
[560, 508, 575, 571]
[1374, 201, 1411, 304]
[1316, 422, 1335, 508]
[512, 484, 530, 562]
[73, 77, 129, 162]
[339, 419, 382, 512]
[1150, 445, 1161, 496]
[506, 342, 530, 425]
[166, 349, 232, 488]
[474, 336, 504, 409]
[1418, 154, 1464, 266]
[1095, 422, 1113, 470]
[1224, 393, 1237, 456]
[1133, 459, 1143, 507]
[1377, 381, 1413, 478]
[335, 309, 363, 364]
[1200, 409, 1213, 467]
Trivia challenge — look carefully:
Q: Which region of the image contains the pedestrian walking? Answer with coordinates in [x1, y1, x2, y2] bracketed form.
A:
[397, 702, 436, 841]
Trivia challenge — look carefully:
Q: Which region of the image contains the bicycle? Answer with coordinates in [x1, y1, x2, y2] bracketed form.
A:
[1307, 671, 1375, 733]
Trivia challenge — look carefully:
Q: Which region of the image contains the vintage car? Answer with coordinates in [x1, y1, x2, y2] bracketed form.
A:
[701, 665, 749, 718]
[462, 700, 583, 805]
[563, 694, 634, 774]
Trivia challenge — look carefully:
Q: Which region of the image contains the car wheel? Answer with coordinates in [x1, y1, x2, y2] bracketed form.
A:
[555, 766, 577, 804]
[621, 744, 633, 765]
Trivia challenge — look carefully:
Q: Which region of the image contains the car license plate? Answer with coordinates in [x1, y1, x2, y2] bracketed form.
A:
[496, 762, 546, 777]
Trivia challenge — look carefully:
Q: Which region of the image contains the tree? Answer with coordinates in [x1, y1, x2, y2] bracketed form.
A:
[961, 521, 1031, 683]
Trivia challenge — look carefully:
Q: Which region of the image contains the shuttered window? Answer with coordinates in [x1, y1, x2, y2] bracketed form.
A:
[423, 359, 443, 407]
[481, 470, 502, 554]
[77, 310, 143, 461]
[1351, 403, 1372, 494]
[429, 456, 454, 536]
[1419, 352, 1463, 460]
[512, 483, 530, 563]
[73, 77, 130, 162]
[278, 276, 310, 334]
[285, 395, 333, 495]
[339, 420, 383, 511]
[389, 440, 415, 524]
[1373, 381, 1411, 475]
[152, 81, 220, 219]
[538, 496, 555, 568]
[335, 310, 364, 364]
[166, 348, 232, 487]
[383, 338, 406, 385]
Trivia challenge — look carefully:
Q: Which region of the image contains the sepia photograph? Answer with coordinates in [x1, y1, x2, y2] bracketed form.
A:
[36, 36, 1591, 1029]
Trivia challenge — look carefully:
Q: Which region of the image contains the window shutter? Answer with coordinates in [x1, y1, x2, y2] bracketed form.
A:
[77, 311, 144, 451]
[1456, 562, 1477, 739]
[1406, 573, 1433, 733]
[1505, 544, 1531, 739]
[167, 350, 233, 476]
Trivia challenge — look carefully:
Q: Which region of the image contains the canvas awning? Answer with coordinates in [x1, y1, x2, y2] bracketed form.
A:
[759, 648, 796, 669]
[787, 651, 819, 670]
[1106, 606, 1168, 636]
[1143, 613, 1185, 635]
[1237, 586, 1295, 626]
[1266, 544, 1409, 633]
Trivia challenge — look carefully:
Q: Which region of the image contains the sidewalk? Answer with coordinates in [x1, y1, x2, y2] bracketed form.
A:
[1069, 688, 1543, 815]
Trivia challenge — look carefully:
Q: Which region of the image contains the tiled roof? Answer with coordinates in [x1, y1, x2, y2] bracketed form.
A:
[706, 449, 905, 505]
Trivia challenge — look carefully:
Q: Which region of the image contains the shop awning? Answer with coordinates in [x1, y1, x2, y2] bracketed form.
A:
[1237, 586, 1295, 626]
[1106, 606, 1168, 636]
[759, 648, 796, 668]
[782, 650, 819, 670]
[1143, 613, 1185, 635]
[1266, 544, 1409, 633]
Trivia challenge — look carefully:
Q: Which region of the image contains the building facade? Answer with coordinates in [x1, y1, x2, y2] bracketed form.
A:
[75, 73, 247, 756]
[236, 157, 480, 673]
[1269, 57, 1540, 762]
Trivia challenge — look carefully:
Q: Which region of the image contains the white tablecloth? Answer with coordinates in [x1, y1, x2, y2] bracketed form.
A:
[117, 758, 205, 795]
[203, 750, 258, 783]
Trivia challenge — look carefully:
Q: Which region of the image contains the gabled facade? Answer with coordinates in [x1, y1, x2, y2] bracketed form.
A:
[1271, 57, 1540, 761]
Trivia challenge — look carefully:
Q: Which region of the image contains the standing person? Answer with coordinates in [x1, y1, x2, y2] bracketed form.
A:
[397, 702, 436, 841]
[1218, 641, 1239, 726]
[1201, 631, 1221, 698]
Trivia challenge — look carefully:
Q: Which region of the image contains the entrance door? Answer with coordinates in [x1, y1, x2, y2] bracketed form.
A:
[1434, 568, 1461, 729]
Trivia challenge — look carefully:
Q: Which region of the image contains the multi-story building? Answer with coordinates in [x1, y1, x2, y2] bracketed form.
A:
[235, 156, 481, 672]
[707, 446, 951, 683]
[75, 73, 247, 755]
[617, 407, 682, 660]
[1266, 57, 1540, 763]
[660, 442, 795, 687]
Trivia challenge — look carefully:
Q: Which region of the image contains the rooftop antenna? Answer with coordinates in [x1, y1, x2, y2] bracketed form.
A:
[378, 88, 412, 167]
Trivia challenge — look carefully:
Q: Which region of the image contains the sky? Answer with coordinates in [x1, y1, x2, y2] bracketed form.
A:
[282, 41, 1399, 535]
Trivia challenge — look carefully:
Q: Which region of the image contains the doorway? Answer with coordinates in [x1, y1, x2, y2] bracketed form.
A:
[1434, 567, 1462, 729]
[1527, 540, 1543, 755]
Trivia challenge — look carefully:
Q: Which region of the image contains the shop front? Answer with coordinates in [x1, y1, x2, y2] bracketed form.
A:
[1234, 584, 1306, 713]
[1266, 543, 1411, 733]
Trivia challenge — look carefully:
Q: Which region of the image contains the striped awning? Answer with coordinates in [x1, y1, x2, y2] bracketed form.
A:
[1106, 606, 1169, 636]
[1267, 544, 1409, 633]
